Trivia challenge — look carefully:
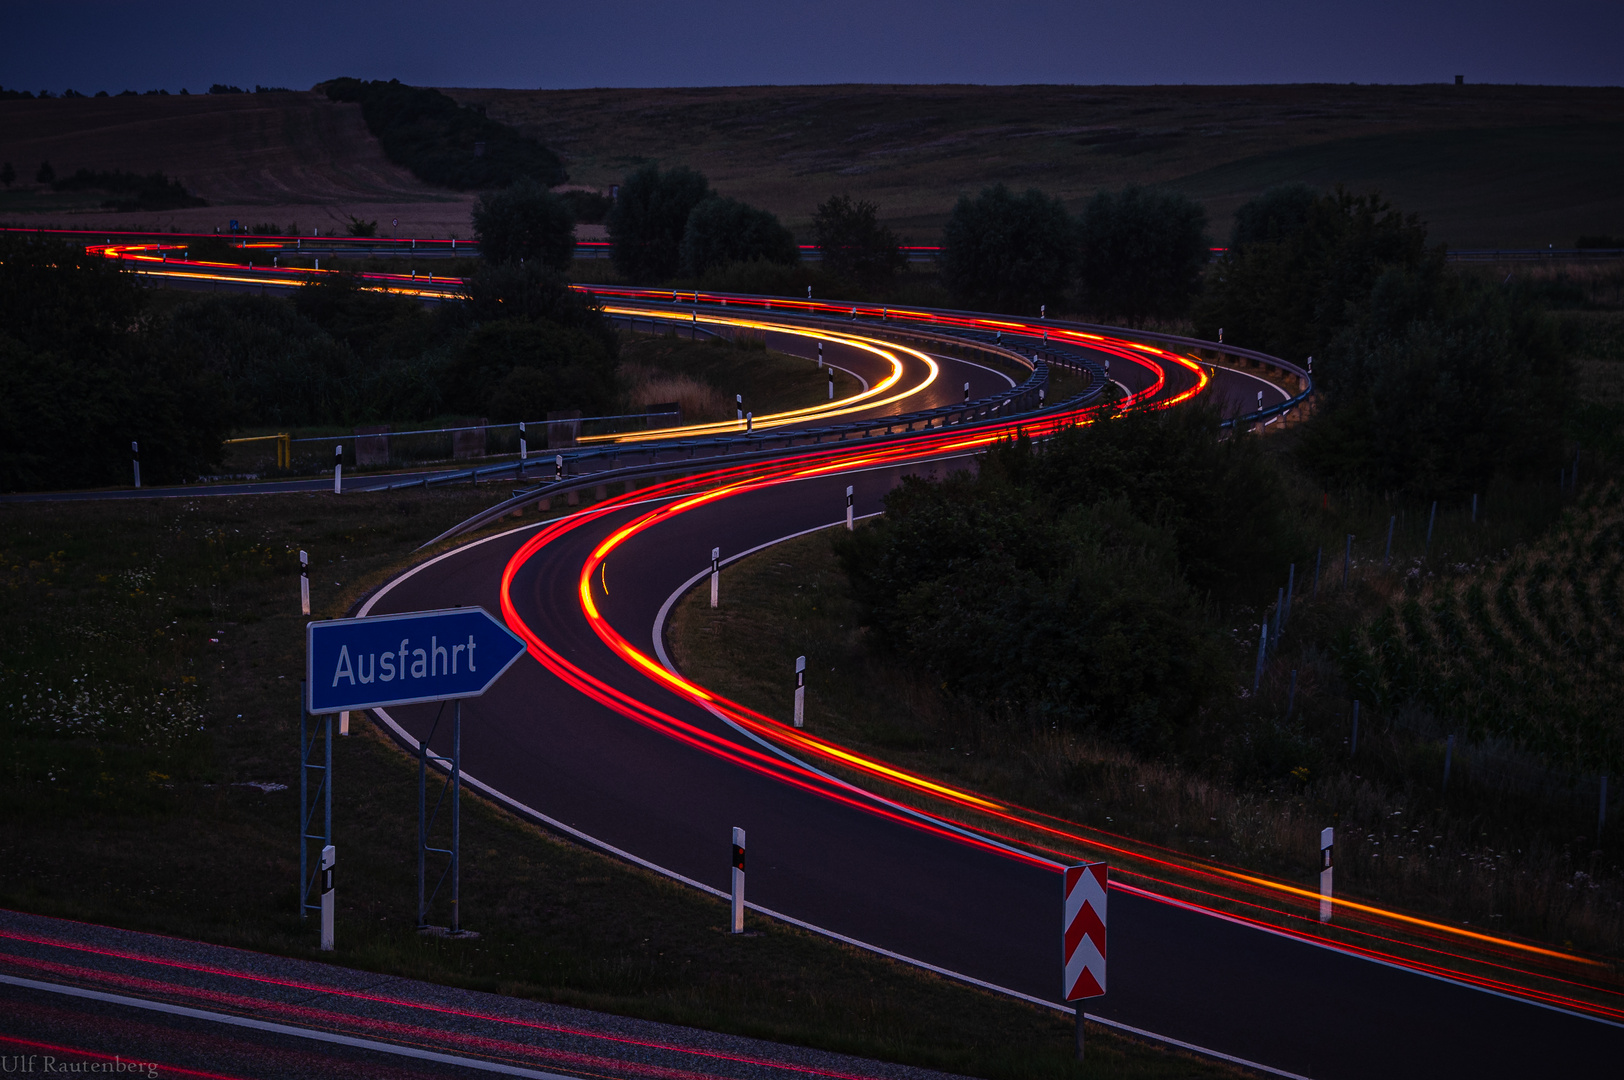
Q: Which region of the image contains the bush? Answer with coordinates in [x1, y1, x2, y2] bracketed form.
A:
[835, 446, 1233, 749]
[345, 216, 378, 237]
[322, 78, 566, 190]
[606, 164, 711, 282]
[457, 262, 614, 343]
[1194, 187, 1432, 362]
[1075, 185, 1209, 324]
[1300, 268, 1572, 494]
[679, 196, 798, 278]
[1228, 183, 1318, 250]
[939, 184, 1073, 314]
[471, 178, 576, 269]
[558, 189, 613, 225]
[0, 237, 227, 490]
[812, 195, 906, 293]
[51, 168, 206, 211]
[447, 320, 618, 420]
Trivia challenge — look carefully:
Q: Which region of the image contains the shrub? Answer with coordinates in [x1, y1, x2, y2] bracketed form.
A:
[606, 164, 711, 282]
[457, 262, 614, 344]
[812, 194, 906, 292]
[345, 216, 378, 237]
[558, 189, 613, 225]
[0, 237, 227, 490]
[1300, 267, 1572, 494]
[446, 320, 617, 419]
[322, 78, 566, 190]
[1228, 183, 1319, 250]
[51, 168, 206, 211]
[1075, 185, 1209, 324]
[939, 184, 1073, 314]
[679, 196, 798, 278]
[472, 178, 576, 269]
[1194, 187, 1432, 362]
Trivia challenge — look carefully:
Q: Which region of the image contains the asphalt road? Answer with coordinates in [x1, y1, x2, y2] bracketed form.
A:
[364, 456, 1622, 1080]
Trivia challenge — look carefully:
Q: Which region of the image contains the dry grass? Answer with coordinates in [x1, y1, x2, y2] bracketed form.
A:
[620, 362, 731, 422]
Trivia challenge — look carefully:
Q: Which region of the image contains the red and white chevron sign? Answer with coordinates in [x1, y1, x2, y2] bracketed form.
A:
[1063, 862, 1108, 1001]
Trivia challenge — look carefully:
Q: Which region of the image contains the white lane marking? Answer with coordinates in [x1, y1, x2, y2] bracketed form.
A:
[926, 351, 1018, 388]
[0, 973, 578, 1080]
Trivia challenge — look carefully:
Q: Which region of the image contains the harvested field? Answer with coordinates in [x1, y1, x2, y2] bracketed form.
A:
[0, 91, 476, 235]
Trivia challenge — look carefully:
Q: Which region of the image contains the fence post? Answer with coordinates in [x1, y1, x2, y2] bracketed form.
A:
[710, 547, 720, 609]
[793, 655, 806, 729]
[730, 827, 746, 933]
[131, 441, 141, 488]
[1383, 515, 1395, 565]
[1284, 564, 1296, 629]
[1252, 619, 1267, 694]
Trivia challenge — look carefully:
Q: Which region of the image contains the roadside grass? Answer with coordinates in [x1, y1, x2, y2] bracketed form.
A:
[0, 491, 1240, 1080]
[666, 487, 1624, 965]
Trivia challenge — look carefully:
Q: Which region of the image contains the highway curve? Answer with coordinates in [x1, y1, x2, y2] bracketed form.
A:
[346, 325, 1620, 1076]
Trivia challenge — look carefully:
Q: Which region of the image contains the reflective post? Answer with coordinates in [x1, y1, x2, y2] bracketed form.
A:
[300, 550, 310, 616]
[710, 547, 720, 609]
[730, 827, 746, 933]
[519, 421, 527, 462]
[1319, 828, 1334, 923]
[131, 441, 141, 489]
[320, 845, 336, 950]
[846, 485, 855, 531]
[793, 655, 806, 729]
[333, 444, 343, 495]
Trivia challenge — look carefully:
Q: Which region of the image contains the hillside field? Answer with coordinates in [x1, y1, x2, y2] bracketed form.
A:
[2, 83, 1621, 246]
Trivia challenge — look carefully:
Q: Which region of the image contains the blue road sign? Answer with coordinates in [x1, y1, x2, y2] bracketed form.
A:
[306, 607, 526, 715]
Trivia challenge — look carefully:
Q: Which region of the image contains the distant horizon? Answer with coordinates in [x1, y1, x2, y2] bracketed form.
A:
[3, 1, 1620, 96]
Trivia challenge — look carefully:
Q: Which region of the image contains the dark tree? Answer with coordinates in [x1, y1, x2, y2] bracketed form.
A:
[606, 164, 711, 282]
[812, 194, 906, 292]
[1076, 185, 1210, 324]
[1300, 267, 1571, 495]
[679, 196, 798, 278]
[0, 236, 227, 490]
[471, 177, 576, 269]
[939, 184, 1073, 313]
[1193, 187, 1431, 362]
[1228, 183, 1318, 250]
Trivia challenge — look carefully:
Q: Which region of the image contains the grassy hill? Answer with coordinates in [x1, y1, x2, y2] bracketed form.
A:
[452, 82, 1624, 246]
[3, 83, 1621, 246]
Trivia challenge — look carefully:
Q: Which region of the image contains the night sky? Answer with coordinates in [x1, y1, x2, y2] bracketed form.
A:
[2, 0, 1620, 94]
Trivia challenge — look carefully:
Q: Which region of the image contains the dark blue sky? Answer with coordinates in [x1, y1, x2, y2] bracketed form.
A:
[3, 0, 1620, 93]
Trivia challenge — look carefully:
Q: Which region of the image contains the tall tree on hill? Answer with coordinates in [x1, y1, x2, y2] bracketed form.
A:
[679, 196, 798, 278]
[607, 164, 711, 282]
[813, 195, 907, 293]
[472, 177, 576, 270]
[939, 185, 1073, 314]
[1194, 186, 1431, 362]
[1076, 185, 1210, 325]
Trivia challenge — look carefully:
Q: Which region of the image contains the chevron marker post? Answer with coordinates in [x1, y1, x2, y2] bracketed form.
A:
[1063, 861, 1108, 1061]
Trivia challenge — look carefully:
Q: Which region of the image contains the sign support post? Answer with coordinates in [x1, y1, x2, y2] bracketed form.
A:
[305, 606, 524, 942]
[298, 681, 333, 926]
[1063, 862, 1108, 1062]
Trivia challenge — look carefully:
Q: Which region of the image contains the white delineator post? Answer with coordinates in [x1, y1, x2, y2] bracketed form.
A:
[299, 549, 311, 616]
[339, 710, 349, 736]
[736, 394, 744, 421]
[1319, 827, 1334, 923]
[333, 444, 343, 494]
[963, 380, 970, 403]
[817, 341, 823, 369]
[555, 454, 564, 482]
[828, 368, 834, 400]
[319, 844, 336, 951]
[730, 827, 746, 933]
[710, 547, 720, 609]
[845, 486, 854, 531]
[1063, 861, 1108, 1062]
[518, 421, 528, 462]
[793, 655, 806, 728]
[746, 411, 753, 433]
[131, 441, 141, 489]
